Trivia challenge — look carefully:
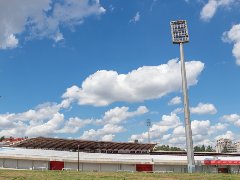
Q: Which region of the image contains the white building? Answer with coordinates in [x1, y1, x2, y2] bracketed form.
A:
[216, 138, 240, 153]
[0, 147, 240, 174]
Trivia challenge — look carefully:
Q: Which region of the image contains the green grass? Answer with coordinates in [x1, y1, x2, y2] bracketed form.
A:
[0, 170, 239, 180]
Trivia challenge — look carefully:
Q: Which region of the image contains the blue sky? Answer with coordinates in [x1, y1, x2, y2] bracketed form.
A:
[0, 0, 240, 147]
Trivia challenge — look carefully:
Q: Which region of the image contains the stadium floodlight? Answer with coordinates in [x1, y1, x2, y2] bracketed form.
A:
[170, 20, 189, 44]
[146, 119, 151, 143]
[170, 20, 195, 173]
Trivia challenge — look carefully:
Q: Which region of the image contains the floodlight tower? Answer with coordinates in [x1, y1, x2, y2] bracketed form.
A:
[170, 20, 195, 173]
[146, 119, 151, 143]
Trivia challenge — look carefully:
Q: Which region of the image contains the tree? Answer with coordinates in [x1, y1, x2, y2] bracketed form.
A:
[0, 136, 5, 142]
[194, 145, 215, 152]
[206, 145, 214, 152]
[200, 145, 206, 152]
[154, 145, 182, 151]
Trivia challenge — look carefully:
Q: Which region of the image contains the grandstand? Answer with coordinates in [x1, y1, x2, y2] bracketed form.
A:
[13, 137, 156, 154]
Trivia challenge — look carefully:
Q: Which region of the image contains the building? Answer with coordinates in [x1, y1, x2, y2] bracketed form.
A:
[0, 137, 239, 173]
[216, 138, 240, 153]
[0, 146, 240, 173]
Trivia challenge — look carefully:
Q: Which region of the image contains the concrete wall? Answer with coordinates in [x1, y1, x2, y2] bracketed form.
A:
[82, 163, 100, 172]
[201, 165, 218, 173]
[33, 160, 49, 170]
[4, 159, 17, 169]
[100, 163, 119, 172]
[18, 160, 33, 170]
[0, 159, 4, 168]
[119, 164, 136, 172]
[64, 162, 82, 170]
[154, 165, 186, 173]
[229, 166, 240, 174]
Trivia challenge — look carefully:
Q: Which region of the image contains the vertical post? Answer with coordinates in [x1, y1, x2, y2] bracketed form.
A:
[179, 42, 195, 173]
[146, 119, 151, 143]
[77, 144, 80, 171]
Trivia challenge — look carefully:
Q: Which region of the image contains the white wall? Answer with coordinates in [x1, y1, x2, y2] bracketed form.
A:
[4, 159, 17, 169]
[82, 163, 100, 172]
[64, 162, 82, 170]
[154, 165, 185, 173]
[100, 164, 119, 172]
[17, 160, 33, 170]
[33, 160, 49, 170]
[119, 164, 136, 172]
[0, 159, 4, 168]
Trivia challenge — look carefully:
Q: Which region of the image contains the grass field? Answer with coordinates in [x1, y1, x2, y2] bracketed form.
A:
[0, 170, 239, 180]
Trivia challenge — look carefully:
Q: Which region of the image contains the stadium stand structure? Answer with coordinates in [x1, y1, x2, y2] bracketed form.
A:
[13, 137, 156, 154]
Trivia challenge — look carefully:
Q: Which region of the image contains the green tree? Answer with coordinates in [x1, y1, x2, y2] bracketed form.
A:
[200, 145, 206, 152]
[0, 136, 5, 142]
[206, 145, 214, 152]
[154, 145, 182, 151]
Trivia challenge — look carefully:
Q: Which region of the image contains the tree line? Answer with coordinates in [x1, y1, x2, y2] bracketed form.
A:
[154, 144, 215, 152]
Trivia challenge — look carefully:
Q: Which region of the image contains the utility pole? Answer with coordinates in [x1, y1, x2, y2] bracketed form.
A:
[146, 119, 151, 143]
[170, 20, 195, 173]
[77, 144, 80, 171]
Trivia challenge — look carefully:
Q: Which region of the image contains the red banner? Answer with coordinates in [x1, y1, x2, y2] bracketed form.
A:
[204, 160, 240, 165]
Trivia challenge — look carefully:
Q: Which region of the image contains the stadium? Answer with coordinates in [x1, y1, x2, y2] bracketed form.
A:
[0, 137, 240, 174]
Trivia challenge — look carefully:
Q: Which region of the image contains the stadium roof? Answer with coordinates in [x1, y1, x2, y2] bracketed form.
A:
[12, 137, 156, 154]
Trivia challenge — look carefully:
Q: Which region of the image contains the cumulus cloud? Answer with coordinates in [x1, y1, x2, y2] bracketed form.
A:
[0, 0, 105, 49]
[80, 124, 124, 141]
[167, 120, 227, 147]
[0, 103, 148, 141]
[129, 113, 181, 142]
[81, 106, 149, 141]
[215, 130, 235, 140]
[101, 106, 148, 125]
[168, 96, 182, 106]
[130, 12, 140, 23]
[0, 103, 64, 137]
[190, 103, 217, 115]
[200, 0, 234, 21]
[62, 59, 204, 106]
[222, 24, 240, 65]
[222, 114, 240, 126]
[57, 117, 93, 134]
[129, 109, 227, 147]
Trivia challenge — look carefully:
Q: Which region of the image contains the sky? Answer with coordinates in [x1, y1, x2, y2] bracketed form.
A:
[0, 0, 240, 148]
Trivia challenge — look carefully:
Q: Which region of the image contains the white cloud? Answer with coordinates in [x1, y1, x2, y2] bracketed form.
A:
[129, 113, 182, 142]
[57, 117, 93, 134]
[81, 106, 148, 141]
[130, 12, 140, 23]
[164, 119, 226, 147]
[80, 124, 124, 140]
[190, 103, 217, 115]
[25, 113, 64, 137]
[168, 96, 182, 106]
[102, 106, 148, 125]
[0, 103, 64, 137]
[222, 114, 240, 126]
[215, 130, 235, 140]
[200, 0, 234, 21]
[222, 24, 240, 65]
[0, 103, 147, 141]
[101, 134, 115, 141]
[0, 0, 105, 49]
[62, 59, 204, 106]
